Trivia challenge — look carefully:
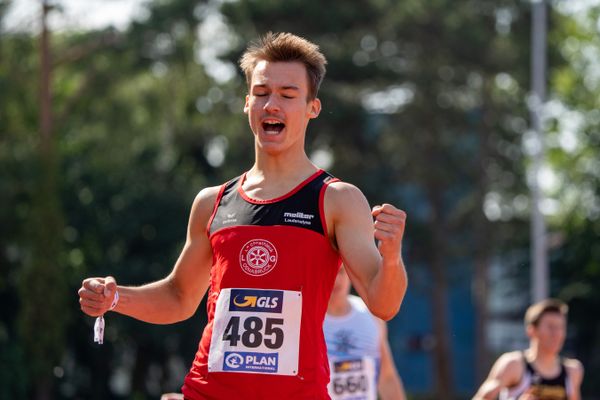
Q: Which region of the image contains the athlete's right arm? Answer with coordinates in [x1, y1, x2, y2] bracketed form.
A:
[472, 352, 522, 400]
[78, 186, 219, 324]
[565, 358, 584, 400]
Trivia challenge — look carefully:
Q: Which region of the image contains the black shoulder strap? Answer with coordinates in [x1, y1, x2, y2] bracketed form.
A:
[559, 357, 569, 381]
[522, 351, 536, 375]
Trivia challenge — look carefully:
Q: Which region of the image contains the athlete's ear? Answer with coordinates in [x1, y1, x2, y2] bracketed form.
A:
[244, 94, 250, 114]
[525, 323, 536, 339]
[308, 98, 321, 119]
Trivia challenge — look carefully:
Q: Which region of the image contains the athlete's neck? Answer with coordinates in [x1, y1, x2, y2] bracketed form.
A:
[254, 147, 314, 173]
[244, 157, 318, 200]
[327, 295, 352, 317]
[525, 346, 560, 372]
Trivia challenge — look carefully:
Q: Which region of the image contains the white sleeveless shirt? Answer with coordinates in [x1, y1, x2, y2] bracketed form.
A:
[323, 295, 381, 400]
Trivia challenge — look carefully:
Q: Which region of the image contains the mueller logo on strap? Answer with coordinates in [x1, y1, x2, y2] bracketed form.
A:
[229, 289, 283, 313]
[283, 211, 315, 226]
[239, 239, 278, 276]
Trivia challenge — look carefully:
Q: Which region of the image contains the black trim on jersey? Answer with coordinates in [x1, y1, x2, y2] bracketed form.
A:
[523, 351, 568, 388]
[209, 171, 335, 236]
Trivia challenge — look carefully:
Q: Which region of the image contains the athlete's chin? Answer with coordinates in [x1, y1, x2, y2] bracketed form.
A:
[257, 132, 283, 143]
[542, 342, 564, 354]
[257, 139, 288, 154]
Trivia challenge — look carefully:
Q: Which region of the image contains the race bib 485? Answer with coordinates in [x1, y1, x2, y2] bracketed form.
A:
[208, 288, 302, 376]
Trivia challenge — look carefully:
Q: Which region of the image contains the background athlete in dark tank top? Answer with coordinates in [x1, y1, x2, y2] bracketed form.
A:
[472, 299, 584, 400]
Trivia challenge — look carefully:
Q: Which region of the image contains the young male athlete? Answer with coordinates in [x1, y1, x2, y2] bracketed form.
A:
[78, 32, 408, 399]
[472, 299, 584, 400]
[324, 266, 406, 400]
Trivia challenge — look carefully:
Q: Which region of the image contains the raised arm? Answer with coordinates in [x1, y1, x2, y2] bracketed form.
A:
[326, 181, 407, 320]
[472, 352, 522, 400]
[78, 186, 219, 324]
[376, 320, 406, 400]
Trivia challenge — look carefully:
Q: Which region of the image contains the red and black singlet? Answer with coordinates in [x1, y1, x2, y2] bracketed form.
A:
[182, 169, 342, 400]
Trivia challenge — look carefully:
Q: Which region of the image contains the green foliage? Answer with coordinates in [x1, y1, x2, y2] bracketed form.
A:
[1, 4, 69, 395]
[1, 0, 219, 396]
[545, 4, 600, 397]
[18, 150, 68, 398]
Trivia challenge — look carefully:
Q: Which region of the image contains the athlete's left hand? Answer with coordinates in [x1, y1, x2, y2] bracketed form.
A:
[372, 203, 406, 260]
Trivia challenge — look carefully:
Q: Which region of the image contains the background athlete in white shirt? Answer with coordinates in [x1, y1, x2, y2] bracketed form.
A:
[324, 266, 406, 400]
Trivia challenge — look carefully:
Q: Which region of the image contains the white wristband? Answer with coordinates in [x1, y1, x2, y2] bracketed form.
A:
[109, 290, 119, 311]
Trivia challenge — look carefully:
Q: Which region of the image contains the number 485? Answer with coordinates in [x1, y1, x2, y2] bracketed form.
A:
[222, 316, 284, 349]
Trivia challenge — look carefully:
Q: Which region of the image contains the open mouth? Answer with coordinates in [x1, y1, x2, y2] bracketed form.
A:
[262, 120, 285, 135]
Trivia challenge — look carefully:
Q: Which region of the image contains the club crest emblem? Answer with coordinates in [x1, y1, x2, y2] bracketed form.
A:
[239, 239, 278, 276]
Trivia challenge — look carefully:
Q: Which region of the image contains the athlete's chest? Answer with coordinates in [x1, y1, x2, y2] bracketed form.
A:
[324, 316, 379, 357]
[208, 171, 339, 287]
[211, 190, 325, 235]
[528, 370, 568, 400]
[209, 170, 336, 233]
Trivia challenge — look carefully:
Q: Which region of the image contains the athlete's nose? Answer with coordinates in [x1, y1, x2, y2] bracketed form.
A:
[263, 95, 281, 113]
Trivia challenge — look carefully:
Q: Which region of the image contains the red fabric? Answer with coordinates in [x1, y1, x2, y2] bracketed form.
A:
[182, 174, 341, 400]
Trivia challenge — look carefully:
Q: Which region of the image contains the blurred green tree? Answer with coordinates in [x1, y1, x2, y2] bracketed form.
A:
[546, 4, 600, 397]
[0, 0, 227, 397]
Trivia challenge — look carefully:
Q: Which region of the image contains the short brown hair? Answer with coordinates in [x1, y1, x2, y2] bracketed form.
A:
[239, 32, 327, 100]
[524, 298, 568, 327]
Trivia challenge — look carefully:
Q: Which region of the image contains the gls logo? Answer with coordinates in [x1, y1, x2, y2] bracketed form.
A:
[333, 358, 364, 373]
[229, 289, 283, 313]
[233, 295, 279, 309]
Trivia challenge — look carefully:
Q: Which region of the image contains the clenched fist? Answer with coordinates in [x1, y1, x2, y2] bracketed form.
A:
[78, 276, 118, 317]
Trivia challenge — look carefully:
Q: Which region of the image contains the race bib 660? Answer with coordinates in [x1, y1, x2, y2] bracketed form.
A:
[328, 357, 377, 400]
[208, 288, 302, 376]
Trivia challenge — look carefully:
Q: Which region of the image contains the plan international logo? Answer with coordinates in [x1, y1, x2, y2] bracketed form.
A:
[223, 351, 279, 373]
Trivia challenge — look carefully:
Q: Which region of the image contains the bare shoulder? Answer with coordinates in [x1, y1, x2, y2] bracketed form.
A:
[325, 181, 370, 214]
[564, 357, 584, 380]
[475, 351, 524, 399]
[498, 351, 524, 366]
[188, 185, 223, 232]
[194, 185, 222, 207]
[499, 350, 525, 363]
[326, 181, 366, 200]
[490, 351, 525, 382]
[564, 357, 584, 370]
